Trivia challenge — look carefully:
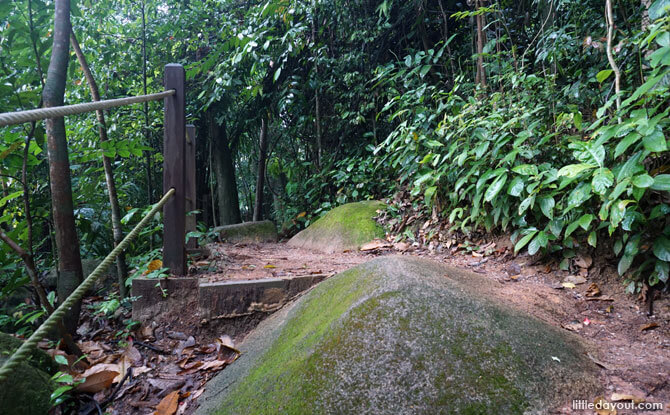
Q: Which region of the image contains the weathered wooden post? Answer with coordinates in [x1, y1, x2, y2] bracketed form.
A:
[163, 64, 186, 275]
[185, 124, 197, 249]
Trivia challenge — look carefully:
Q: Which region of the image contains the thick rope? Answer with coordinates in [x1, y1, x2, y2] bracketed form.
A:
[0, 188, 175, 383]
[0, 90, 175, 127]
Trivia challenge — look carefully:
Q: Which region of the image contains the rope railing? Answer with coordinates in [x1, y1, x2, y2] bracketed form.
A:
[0, 188, 175, 383]
[0, 90, 175, 127]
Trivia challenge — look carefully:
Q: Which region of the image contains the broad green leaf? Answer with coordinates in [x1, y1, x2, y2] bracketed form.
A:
[518, 195, 535, 215]
[632, 174, 654, 188]
[578, 213, 594, 230]
[588, 231, 597, 247]
[514, 230, 538, 254]
[610, 200, 632, 228]
[485, 174, 507, 202]
[618, 235, 641, 275]
[653, 236, 670, 261]
[622, 72, 666, 106]
[528, 231, 548, 255]
[592, 169, 614, 195]
[565, 220, 580, 238]
[614, 132, 641, 158]
[596, 69, 613, 83]
[538, 196, 555, 219]
[511, 164, 538, 176]
[557, 163, 595, 178]
[566, 183, 592, 209]
[649, 0, 670, 19]
[419, 65, 431, 78]
[549, 219, 563, 237]
[642, 129, 668, 152]
[0, 190, 22, 208]
[655, 261, 669, 283]
[650, 46, 670, 68]
[616, 152, 644, 182]
[507, 176, 524, 197]
[651, 174, 670, 191]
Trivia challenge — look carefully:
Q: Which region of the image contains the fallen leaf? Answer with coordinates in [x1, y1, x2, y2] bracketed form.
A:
[611, 393, 644, 403]
[562, 321, 582, 332]
[585, 283, 601, 297]
[200, 359, 228, 371]
[563, 275, 587, 285]
[605, 305, 613, 313]
[561, 282, 576, 289]
[144, 259, 163, 275]
[177, 361, 203, 375]
[115, 356, 131, 382]
[122, 345, 143, 365]
[76, 370, 119, 393]
[296, 211, 306, 218]
[639, 322, 658, 332]
[593, 397, 617, 415]
[139, 325, 155, 340]
[575, 254, 593, 269]
[155, 390, 179, 415]
[263, 264, 276, 269]
[360, 240, 391, 251]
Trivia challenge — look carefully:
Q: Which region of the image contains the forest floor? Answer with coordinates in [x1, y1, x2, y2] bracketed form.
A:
[57, 239, 669, 414]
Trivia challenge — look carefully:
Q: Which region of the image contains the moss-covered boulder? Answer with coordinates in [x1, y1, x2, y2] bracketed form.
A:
[287, 201, 385, 253]
[214, 221, 278, 243]
[0, 332, 56, 415]
[197, 256, 601, 415]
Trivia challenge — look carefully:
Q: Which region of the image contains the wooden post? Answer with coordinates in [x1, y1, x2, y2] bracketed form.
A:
[185, 124, 197, 249]
[163, 64, 186, 275]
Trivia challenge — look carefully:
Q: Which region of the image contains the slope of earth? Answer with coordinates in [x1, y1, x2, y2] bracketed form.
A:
[196, 255, 602, 415]
[37, 239, 668, 414]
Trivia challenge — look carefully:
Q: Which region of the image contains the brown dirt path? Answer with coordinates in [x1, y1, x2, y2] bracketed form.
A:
[195, 240, 669, 415]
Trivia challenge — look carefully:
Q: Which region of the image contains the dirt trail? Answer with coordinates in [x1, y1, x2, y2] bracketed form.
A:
[197, 240, 669, 414]
[66, 241, 668, 414]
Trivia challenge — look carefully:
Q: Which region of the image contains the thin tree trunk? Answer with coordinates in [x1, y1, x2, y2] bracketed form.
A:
[475, 0, 487, 88]
[311, 0, 322, 167]
[141, 0, 153, 205]
[210, 113, 242, 225]
[43, 0, 83, 335]
[253, 116, 268, 222]
[605, 0, 621, 112]
[70, 31, 129, 298]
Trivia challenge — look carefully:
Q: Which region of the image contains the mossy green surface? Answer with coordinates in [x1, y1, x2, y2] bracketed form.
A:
[0, 332, 56, 415]
[287, 200, 385, 253]
[214, 220, 278, 243]
[197, 256, 601, 415]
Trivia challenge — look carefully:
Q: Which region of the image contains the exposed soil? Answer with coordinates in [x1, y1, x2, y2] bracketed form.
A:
[45, 239, 668, 414]
[196, 242, 367, 283]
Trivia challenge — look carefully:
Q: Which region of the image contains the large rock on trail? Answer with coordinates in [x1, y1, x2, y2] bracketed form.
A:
[287, 200, 385, 253]
[0, 332, 57, 415]
[214, 220, 278, 243]
[197, 256, 601, 415]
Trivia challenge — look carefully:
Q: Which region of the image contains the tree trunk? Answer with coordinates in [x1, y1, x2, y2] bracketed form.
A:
[209, 112, 241, 225]
[43, 0, 83, 335]
[311, 0, 322, 167]
[70, 31, 129, 298]
[475, 0, 487, 88]
[141, 0, 153, 206]
[605, 0, 621, 112]
[253, 115, 268, 222]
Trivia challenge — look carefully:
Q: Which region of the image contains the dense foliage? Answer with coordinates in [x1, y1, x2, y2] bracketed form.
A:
[1, 0, 669, 338]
